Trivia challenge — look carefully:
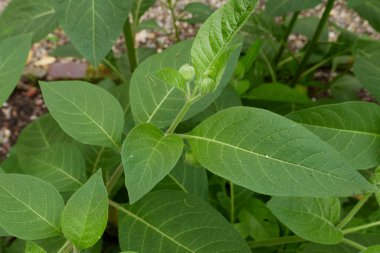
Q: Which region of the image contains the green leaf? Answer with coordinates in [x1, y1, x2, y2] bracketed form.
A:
[122, 124, 183, 203]
[18, 143, 87, 192]
[292, 16, 328, 41]
[287, 102, 380, 170]
[117, 190, 251, 252]
[40, 81, 124, 149]
[242, 83, 311, 104]
[51, 0, 131, 65]
[61, 171, 108, 249]
[354, 40, 380, 101]
[183, 106, 375, 197]
[268, 197, 341, 244]
[80, 144, 121, 174]
[349, 0, 380, 32]
[0, 174, 64, 240]
[266, 0, 322, 16]
[151, 68, 187, 93]
[0, 0, 57, 42]
[238, 198, 279, 240]
[0, 34, 32, 106]
[130, 40, 241, 128]
[330, 75, 362, 101]
[25, 241, 47, 253]
[155, 153, 209, 201]
[361, 245, 380, 253]
[191, 0, 257, 86]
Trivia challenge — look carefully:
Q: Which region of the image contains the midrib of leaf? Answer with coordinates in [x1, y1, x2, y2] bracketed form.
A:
[146, 87, 176, 123]
[32, 8, 55, 19]
[181, 134, 359, 185]
[167, 174, 188, 193]
[115, 203, 195, 252]
[36, 120, 50, 148]
[31, 156, 83, 186]
[197, 2, 256, 74]
[0, 184, 59, 231]
[92, 147, 105, 174]
[45, 86, 120, 149]
[297, 123, 380, 138]
[77, 179, 98, 243]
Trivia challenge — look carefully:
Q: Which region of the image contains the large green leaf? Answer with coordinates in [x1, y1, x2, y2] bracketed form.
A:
[0, 174, 64, 240]
[266, 0, 322, 16]
[349, 0, 380, 32]
[287, 102, 380, 170]
[121, 124, 183, 203]
[18, 143, 87, 192]
[268, 197, 342, 244]
[117, 190, 250, 252]
[40, 81, 124, 149]
[61, 171, 108, 249]
[79, 144, 120, 174]
[0, 34, 31, 106]
[130, 40, 241, 128]
[354, 40, 380, 101]
[50, 0, 131, 65]
[154, 153, 209, 201]
[0, 0, 57, 42]
[362, 245, 380, 253]
[191, 0, 257, 86]
[183, 107, 375, 197]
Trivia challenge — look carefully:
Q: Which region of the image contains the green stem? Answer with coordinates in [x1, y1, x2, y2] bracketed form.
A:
[273, 11, 300, 70]
[291, 0, 335, 86]
[248, 235, 305, 248]
[165, 100, 193, 135]
[343, 220, 380, 235]
[106, 163, 124, 194]
[337, 193, 372, 230]
[57, 241, 71, 253]
[103, 59, 127, 83]
[230, 182, 235, 223]
[73, 246, 81, 253]
[260, 51, 277, 83]
[123, 17, 138, 73]
[341, 238, 367, 251]
[168, 0, 180, 42]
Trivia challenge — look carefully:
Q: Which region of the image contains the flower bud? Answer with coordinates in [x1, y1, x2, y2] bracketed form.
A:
[201, 77, 215, 95]
[179, 64, 195, 81]
[185, 150, 200, 167]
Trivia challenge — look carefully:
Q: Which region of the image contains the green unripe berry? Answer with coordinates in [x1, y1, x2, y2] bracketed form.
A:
[179, 64, 195, 81]
[185, 150, 200, 167]
[201, 77, 215, 95]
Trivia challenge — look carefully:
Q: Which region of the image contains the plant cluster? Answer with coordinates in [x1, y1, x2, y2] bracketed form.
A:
[0, 0, 380, 252]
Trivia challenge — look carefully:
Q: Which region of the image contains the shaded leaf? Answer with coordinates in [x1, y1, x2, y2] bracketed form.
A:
[268, 197, 341, 244]
[117, 190, 250, 252]
[0, 34, 31, 105]
[349, 0, 380, 32]
[182, 2, 213, 24]
[51, 0, 131, 65]
[184, 107, 375, 197]
[243, 83, 311, 104]
[61, 171, 108, 249]
[287, 102, 380, 170]
[40, 81, 124, 149]
[18, 143, 87, 192]
[354, 40, 380, 101]
[25, 241, 47, 253]
[132, 0, 156, 28]
[0, 174, 64, 240]
[0, 0, 57, 42]
[155, 153, 209, 201]
[122, 124, 183, 203]
[238, 198, 279, 240]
